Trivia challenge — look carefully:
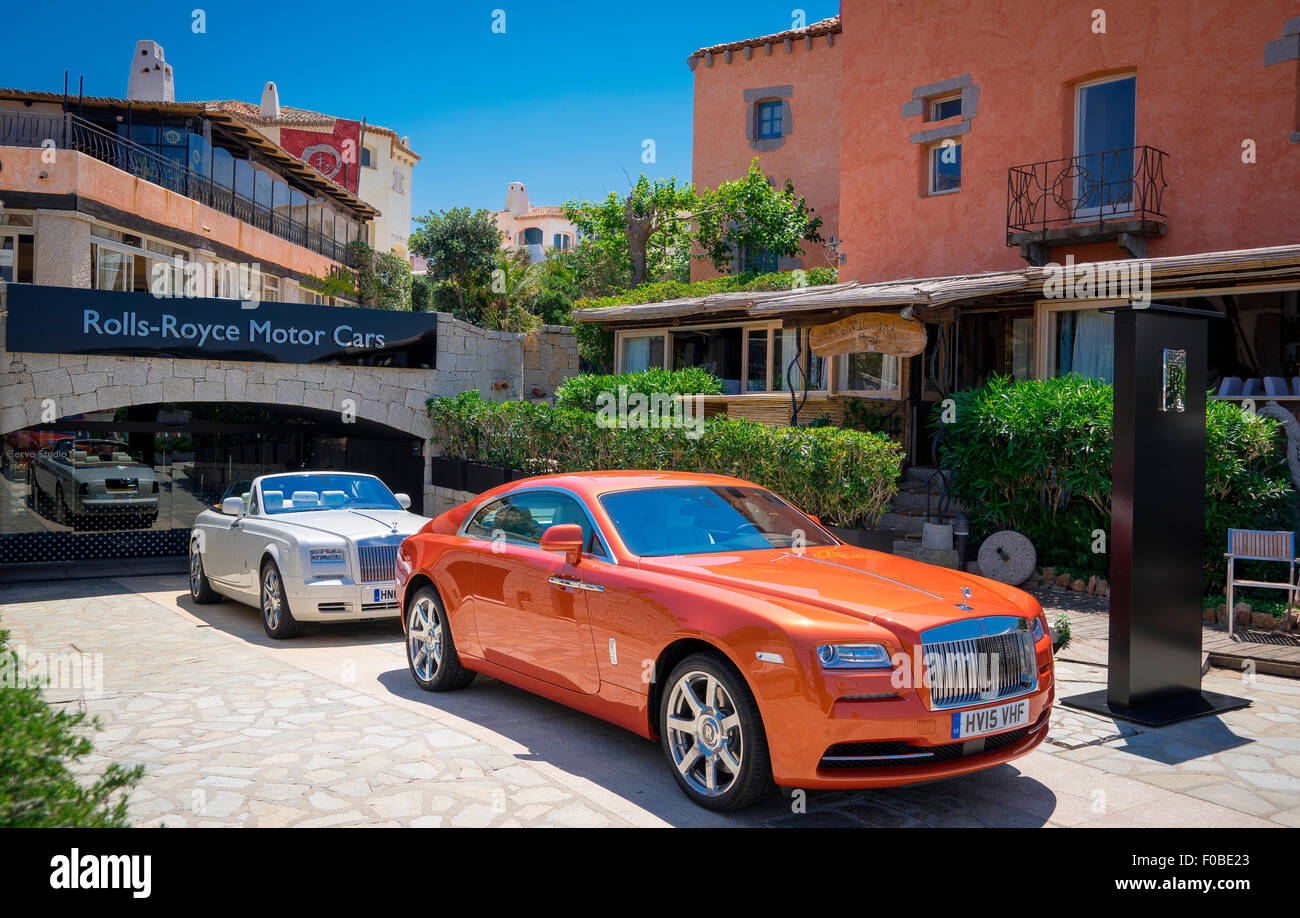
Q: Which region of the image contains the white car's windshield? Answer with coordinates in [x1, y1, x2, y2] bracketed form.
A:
[599, 485, 838, 556]
[259, 474, 402, 514]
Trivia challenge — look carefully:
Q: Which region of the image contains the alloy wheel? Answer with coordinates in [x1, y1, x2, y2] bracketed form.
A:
[665, 670, 745, 798]
[262, 567, 282, 630]
[407, 596, 442, 681]
[189, 544, 202, 598]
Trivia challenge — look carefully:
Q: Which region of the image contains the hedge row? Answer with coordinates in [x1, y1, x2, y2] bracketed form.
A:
[936, 374, 1295, 590]
[428, 389, 903, 528]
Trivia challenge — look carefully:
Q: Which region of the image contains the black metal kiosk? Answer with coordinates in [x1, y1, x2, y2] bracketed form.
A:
[1062, 304, 1250, 726]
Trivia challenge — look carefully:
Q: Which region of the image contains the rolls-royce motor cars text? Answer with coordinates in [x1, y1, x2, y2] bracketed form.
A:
[190, 471, 428, 638]
[396, 471, 1054, 810]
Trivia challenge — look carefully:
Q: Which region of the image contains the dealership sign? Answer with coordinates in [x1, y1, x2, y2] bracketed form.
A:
[5, 285, 437, 368]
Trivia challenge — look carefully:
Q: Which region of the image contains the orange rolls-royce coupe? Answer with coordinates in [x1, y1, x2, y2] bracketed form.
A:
[396, 472, 1054, 811]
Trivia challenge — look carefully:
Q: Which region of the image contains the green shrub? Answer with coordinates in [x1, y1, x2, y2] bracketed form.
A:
[572, 267, 838, 312]
[0, 625, 142, 827]
[555, 368, 726, 413]
[936, 375, 1294, 590]
[428, 390, 903, 528]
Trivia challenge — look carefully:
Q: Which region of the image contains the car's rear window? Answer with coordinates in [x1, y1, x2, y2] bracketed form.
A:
[599, 485, 836, 556]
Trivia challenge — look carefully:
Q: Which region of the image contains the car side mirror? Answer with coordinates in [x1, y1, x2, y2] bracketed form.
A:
[540, 523, 585, 564]
[394, 493, 411, 510]
[222, 496, 245, 517]
[807, 514, 822, 526]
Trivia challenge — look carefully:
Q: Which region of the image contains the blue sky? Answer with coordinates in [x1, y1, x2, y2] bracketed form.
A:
[3, 1, 839, 227]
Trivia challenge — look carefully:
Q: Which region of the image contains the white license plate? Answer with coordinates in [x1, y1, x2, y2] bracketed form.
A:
[951, 698, 1030, 739]
[372, 587, 396, 602]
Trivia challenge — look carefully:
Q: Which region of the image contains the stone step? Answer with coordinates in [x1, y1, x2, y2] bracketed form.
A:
[879, 511, 961, 537]
[903, 466, 954, 486]
[889, 488, 965, 514]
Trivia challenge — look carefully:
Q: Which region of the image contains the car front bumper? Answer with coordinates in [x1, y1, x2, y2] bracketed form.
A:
[754, 643, 1056, 789]
[282, 577, 402, 622]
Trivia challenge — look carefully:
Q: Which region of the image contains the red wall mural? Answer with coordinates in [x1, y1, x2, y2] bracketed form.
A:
[279, 118, 363, 194]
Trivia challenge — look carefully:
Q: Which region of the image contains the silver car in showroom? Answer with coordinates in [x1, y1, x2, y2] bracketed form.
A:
[189, 471, 429, 638]
[29, 438, 159, 528]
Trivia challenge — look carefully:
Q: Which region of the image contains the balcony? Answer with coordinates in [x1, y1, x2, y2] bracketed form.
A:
[1007, 145, 1168, 265]
[0, 110, 359, 268]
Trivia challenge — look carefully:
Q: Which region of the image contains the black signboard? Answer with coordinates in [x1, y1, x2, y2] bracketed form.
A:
[5, 285, 437, 368]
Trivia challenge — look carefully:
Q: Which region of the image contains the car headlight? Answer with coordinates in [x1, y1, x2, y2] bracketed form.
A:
[1031, 614, 1047, 643]
[309, 547, 346, 563]
[816, 643, 892, 669]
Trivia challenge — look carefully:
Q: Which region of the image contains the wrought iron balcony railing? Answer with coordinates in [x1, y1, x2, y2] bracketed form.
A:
[0, 110, 358, 267]
[1006, 144, 1168, 245]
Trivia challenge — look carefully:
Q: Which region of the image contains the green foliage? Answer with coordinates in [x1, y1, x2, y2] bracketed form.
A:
[427, 390, 903, 528]
[407, 207, 504, 311]
[410, 274, 435, 312]
[350, 241, 413, 310]
[574, 266, 838, 312]
[555, 368, 726, 413]
[694, 159, 825, 274]
[153, 434, 194, 453]
[937, 375, 1295, 589]
[0, 626, 142, 827]
[563, 175, 697, 290]
[843, 399, 905, 440]
[1053, 614, 1071, 646]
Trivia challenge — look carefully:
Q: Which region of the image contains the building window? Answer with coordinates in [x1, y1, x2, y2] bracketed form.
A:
[1048, 306, 1114, 382]
[672, 327, 744, 394]
[262, 275, 280, 302]
[772, 327, 826, 392]
[839, 351, 901, 393]
[620, 334, 666, 373]
[0, 213, 35, 284]
[361, 146, 374, 168]
[929, 94, 962, 121]
[552, 233, 571, 251]
[519, 227, 543, 246]
[755, 100, 783, 139]
[929, 140, 962, 194]
[742, 246, 778, 274]
[392, 169, 405, 194]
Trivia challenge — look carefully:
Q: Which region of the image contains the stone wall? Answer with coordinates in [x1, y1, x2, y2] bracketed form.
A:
[0, 290, 579, 517]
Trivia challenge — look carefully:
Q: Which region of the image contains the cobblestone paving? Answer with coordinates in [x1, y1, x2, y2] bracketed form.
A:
[1, 576, 1297, 828]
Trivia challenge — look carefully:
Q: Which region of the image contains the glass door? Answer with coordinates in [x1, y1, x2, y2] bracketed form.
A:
[1075, 75, 1136, 217]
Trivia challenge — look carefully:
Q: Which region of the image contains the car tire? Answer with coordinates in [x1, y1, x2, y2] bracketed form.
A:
[54, 484, 71, 526]
[405, 586, 475, 692]
[189, 539, 220, 604]
[260, 559, 304, 639]
[660, 652, 774, 812]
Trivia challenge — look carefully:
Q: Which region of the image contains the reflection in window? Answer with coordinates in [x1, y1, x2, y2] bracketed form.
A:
[930, 141, 961, 194]
[672, 328, 743, 395]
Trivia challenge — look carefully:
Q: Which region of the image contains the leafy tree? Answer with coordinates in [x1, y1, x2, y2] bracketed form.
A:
[407, 207, 503, 311]
[564, 175, 696, 290]
[470, 249, 542, 334]
[694, 160, 824, 275]
[0, 626, 142, 827]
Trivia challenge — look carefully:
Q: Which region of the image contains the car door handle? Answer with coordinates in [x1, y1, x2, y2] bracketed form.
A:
[548, 575, 604, 592]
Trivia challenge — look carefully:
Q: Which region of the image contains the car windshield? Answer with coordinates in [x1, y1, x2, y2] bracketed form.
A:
[599, 485, 838, 556]
[259, 473, 401, 514]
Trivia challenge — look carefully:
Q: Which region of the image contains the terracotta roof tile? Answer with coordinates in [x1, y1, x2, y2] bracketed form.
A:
[688, 15, 841, 60]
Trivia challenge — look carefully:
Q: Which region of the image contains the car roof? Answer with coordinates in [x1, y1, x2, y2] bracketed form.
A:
[507, 471, 757, 500]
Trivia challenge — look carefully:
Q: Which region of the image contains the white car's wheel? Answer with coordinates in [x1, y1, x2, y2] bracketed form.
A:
[260, 559, 304, 639]
[189, 539, 220, 604]
[405, 586, 475, 692]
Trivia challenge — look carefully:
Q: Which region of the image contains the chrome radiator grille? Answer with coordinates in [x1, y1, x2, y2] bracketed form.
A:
[357, 544, 399, 583]
[922, 619, 1036, 710]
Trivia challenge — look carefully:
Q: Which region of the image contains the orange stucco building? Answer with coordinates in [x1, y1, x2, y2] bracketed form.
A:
[579, 2, 1300, 468]
[689, 16, 843, 278]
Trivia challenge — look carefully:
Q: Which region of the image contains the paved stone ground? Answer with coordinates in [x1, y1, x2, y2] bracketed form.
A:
[1, 576, 1297, 828]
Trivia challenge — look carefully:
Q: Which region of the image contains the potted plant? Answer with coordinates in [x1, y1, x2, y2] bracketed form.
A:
[430, 455, 466, 491]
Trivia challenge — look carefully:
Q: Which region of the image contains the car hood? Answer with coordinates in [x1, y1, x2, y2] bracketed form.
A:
[636, 544, 1033, 636]
[258, 508, 427, 542]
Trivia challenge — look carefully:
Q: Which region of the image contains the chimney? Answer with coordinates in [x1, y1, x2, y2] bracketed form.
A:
[260, 81, 280, 120]
[504, 182, 530, 216]
[126, 40, 175, 102]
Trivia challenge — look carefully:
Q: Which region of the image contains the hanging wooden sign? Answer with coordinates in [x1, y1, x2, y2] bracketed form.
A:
[808, 312, 927, 358]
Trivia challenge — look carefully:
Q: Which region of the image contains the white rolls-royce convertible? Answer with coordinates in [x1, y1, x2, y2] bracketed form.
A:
[189, 471, 429, 638]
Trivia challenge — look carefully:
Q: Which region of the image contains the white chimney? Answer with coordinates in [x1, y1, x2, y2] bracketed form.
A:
[260, 81, 280, 120]
[126, 40, 175, 102]
[505, 182, 530, 216]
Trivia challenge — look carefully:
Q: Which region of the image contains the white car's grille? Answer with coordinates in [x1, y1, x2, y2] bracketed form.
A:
[922, 617, 1037, 710]
[357, 544, 399, 583]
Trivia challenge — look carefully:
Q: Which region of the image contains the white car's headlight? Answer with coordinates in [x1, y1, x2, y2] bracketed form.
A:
[309, 547, 346, 563]
[816, 643, 892, 669]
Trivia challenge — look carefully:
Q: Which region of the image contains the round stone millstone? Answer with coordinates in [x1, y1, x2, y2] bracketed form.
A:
[977, 530, 1037, 585]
